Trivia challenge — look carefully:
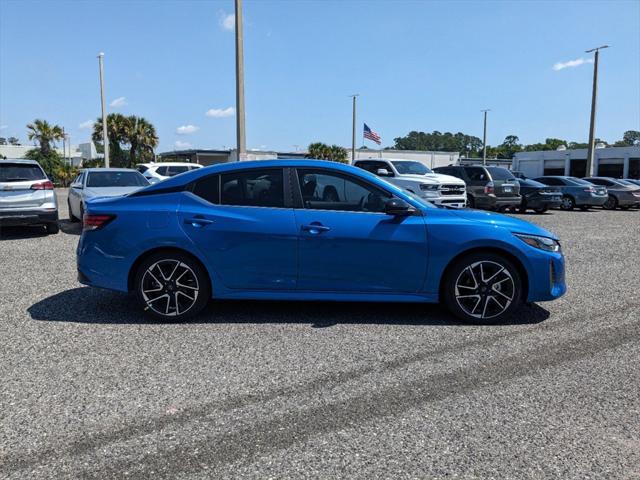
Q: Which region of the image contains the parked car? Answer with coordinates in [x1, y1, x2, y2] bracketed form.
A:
[433, 165, 521, 210]
[136, 162, 202, 182]
[510, 171, 528, 180]
[77, 160, 566, 323]
[68, 168, 149, 222]
[0, 159, 59, 234]
[624, 179, 640, 187]
[354, 159, 467, 208]
[513, 178, 562, 213]
[533, 176, 608, 210]
[583, 177, 640, 210]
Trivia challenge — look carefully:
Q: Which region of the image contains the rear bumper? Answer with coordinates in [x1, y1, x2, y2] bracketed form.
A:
[0, 209, 58, 226]
[478, 195, 521, 208]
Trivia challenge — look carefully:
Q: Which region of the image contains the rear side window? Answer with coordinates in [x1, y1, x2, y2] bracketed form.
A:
[0, 163, 46, 182]
[167, 166, 189, 176]
[485, 167, 515, 180]
[221, 169, 284, 208]
[192, 175, 220, 204]
[464, 167, 487, 182]
[155, 166, 168, 176]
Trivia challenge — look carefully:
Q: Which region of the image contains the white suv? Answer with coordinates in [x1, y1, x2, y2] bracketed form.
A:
[136, 162, 203, 182]
[354, 159, 467, 208]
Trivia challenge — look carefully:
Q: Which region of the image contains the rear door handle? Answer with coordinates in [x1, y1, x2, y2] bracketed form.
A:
[301, 223, 330, 234]
[184, 216, 214, 228]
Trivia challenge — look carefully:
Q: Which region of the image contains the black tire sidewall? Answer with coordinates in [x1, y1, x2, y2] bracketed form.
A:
[443, 252, 524, 324]
[134, 251, 211, 321]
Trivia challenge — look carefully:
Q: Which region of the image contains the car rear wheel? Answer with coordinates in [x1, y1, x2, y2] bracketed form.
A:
[533, 206, 548, 213]
[134, 252, 210, 321]
[467, 195, 475, 208]
[560, 196, 575, 210]
[442, 252, 523, 324]
[603, 195, 618, 210]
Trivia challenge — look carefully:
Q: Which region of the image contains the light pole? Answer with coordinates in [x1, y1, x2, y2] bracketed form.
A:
[235, 0, 246, 161]
[349, 94, 359, 163]
[97, 52, 109, 167]
[481, 109, 490, 165]
[585, 45, 609, 177]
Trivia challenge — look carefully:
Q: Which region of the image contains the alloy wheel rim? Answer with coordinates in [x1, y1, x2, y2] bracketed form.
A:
[561, 197, 572, 209]
[141, 260, 199, 317]
[454, 260, 515, 319]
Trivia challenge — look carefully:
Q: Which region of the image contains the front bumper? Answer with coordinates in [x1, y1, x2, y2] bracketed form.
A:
[526, 250, 567, 302]
[428, 195, 466, 208]
[618, 194, 640, 207]
[0, 209, 58, 227]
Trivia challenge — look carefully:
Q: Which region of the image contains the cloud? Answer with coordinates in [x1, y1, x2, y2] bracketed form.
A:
[110, 96, 127, 108]
[205, 107, 235, 118]
[0, 125, 8, 130]
[219, 11, 234, 31]
[78, 120, 94, 129]
[176, 124, 200, 135]
[174, 140, 192, 149]
[552, 57, 594, 71]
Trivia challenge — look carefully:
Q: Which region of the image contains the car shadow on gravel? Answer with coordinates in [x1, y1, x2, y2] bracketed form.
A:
[0, 225, 50, 239]
[28, 287, 550, 327]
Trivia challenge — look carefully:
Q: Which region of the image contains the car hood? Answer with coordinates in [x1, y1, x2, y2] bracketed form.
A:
[422, 173, 466, 185]
[84, 186, 144, 198]
[450, 209, 558, 240]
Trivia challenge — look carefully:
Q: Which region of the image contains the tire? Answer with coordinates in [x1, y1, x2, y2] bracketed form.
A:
[45, 222, 59, 234]
[467, 195, 475, 209]
[134, 251, 211, 321]
[603, 195, 618, 210]
[442, 252, 524, 324]
[533, 207, 548, 214]
[518, 201, 528, 213]
[68, 199, 79, 222]
[560, 195, 575, 211]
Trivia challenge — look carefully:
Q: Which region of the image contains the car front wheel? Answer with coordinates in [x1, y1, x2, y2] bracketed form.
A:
[134, 252, 210, 321]
[603, 195, 618, 210]
[443, 253, 523, 323]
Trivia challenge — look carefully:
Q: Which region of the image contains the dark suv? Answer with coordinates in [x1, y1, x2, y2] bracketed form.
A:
[434, 165, 521, 210]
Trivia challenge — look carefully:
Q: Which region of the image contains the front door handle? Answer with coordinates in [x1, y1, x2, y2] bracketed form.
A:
[301, 223, 330, 235]
[184, 216, 214, 228]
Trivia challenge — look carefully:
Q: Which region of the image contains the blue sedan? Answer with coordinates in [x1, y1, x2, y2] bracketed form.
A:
[77, 160, 566, 323]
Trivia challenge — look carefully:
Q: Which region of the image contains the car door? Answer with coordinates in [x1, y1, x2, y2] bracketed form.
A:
[293, 168, 428, 293]
[178, 168, 298, 290]
[68, 171, 85, 217]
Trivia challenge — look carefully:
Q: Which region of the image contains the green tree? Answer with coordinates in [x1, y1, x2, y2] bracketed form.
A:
[613, 130, 640, 147]
[92, 114, 158, 167]
[26, 119, 64, 155]
[306, 142, 348, 163]
[8, 137, 19, 145]
[393, 130, 483, 156]
[122, 116, 158, 167]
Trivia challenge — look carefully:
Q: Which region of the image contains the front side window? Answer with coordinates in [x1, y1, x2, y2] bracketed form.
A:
[221, 169, 284, 207]
[155, 166, 168, 176]
[296, 169, 390, 213]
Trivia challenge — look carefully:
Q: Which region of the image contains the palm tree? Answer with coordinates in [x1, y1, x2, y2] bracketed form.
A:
[123, 116, 158, 167]
[306, 142, 348, 163]
[26, 119, 64, 155]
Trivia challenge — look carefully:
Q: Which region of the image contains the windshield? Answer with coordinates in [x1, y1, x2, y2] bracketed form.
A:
[392, 161, 432, 175]
[566, 177, 593, 186]
[486, 167, 515, 180]
[86, 171, 149, 188]
[402, 189, 437, 209]
[0, 163, 46, 182]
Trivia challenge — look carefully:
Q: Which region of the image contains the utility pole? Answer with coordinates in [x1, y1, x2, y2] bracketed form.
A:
[62, 127, 66, 165]
[585, 45, 609, 177]
[235, 0, 246, 161]
[481, 109, 490, 165]
[349, 94, 359, 163]
[97, 52, 109, 167]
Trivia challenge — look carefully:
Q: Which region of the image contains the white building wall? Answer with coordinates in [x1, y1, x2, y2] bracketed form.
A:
[348, 149, 459, 169]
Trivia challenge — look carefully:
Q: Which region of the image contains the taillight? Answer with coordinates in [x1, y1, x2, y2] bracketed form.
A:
[83, 214, 116, 231]
[31, 180, 54, 190]
[583, 187, 595, 193]
[484, 181, 495, 194]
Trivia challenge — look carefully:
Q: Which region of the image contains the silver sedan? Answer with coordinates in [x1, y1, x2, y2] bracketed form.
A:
[68, 168, 149, 222]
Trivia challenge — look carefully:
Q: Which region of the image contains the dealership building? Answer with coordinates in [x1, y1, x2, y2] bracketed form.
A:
[512, 145, 640, 179]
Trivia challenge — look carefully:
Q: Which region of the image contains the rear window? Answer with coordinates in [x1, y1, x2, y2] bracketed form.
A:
[86, 171, 149, 187]
[518, 178, 546, 187]
[566, 177, 593, 186]
[0, 163, 46, 182]
[486, 167, 515, 180]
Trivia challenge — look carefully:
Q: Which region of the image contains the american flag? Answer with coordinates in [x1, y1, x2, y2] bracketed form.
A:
[363, 123, 381, 145]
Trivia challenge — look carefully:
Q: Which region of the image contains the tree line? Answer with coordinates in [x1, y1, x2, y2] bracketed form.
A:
[392, 130, 640, 159]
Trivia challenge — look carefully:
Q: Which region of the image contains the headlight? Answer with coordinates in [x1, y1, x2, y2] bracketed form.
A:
[419, 184, 439, 191]
[515, 233, 561, 252]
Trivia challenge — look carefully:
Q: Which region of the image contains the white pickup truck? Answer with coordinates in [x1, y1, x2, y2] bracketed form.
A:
[354, 159, 467, 208]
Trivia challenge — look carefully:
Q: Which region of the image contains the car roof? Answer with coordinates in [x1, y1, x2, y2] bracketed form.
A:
[0, 158, 41, 165]
[82, 168, 139, 173]
[142, 162, 200, 167]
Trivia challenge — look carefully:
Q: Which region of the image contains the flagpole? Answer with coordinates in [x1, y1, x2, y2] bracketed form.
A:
[349, 94, 358, 164]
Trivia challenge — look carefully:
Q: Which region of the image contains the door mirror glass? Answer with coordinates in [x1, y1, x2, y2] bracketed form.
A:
[384, 198, 416, 216]
[376, 168, 391, 177]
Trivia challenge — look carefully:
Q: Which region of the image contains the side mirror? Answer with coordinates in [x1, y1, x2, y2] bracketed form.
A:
[385, 198, 416, 216]
[377, 168, 391, 177]
[72, 183, 83, 189]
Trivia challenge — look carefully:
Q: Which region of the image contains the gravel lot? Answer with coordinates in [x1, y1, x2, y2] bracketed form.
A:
[1, 189, 639, 479]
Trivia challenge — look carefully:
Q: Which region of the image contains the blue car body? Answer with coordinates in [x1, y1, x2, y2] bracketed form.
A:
[77, 160, 565, 308]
